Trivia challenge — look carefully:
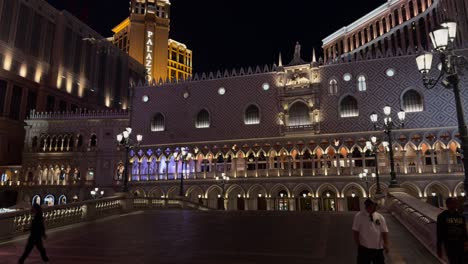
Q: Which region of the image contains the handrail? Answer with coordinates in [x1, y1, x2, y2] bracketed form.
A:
[0, 196, 213, 241]
[386, 192, 445, 262]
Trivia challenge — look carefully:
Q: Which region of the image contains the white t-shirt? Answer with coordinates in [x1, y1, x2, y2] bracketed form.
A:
[352, 211, 389, 249]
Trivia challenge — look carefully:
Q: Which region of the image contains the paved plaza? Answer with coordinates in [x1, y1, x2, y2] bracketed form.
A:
[0, 210, 438, 264]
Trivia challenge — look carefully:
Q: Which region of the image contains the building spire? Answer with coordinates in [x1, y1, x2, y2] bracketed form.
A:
[278, 52, 283, 67]
[312, 48, 317, 63]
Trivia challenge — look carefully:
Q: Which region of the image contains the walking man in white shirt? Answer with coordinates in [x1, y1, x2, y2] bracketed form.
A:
[352, 198, 389, 264]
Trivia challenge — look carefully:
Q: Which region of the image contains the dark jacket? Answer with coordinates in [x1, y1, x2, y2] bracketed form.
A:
[29, 215, 46, 239]
[436, 210, 467, 250]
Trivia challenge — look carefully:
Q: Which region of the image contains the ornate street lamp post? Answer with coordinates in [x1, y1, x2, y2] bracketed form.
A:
[370, 106, 406, 188]
[359, 169, 376, 197]
[174, 147, 192, 197]
[415, 21, 468, 212]
[366, 136, 382, 196]
[216, 172, 230, 210]
[116, 128, 142, 192]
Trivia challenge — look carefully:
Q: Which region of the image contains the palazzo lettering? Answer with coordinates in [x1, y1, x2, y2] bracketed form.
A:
[145, 31, 154, 81]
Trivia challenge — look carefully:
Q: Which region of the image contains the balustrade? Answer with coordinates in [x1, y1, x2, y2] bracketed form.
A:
[387, 192, 443, 261]
[0, 196, 211, 241]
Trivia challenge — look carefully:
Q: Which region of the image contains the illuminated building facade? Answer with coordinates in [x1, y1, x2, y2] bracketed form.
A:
[5, 0, 468, 211]
[0, 0, 145, 167]
[112, 0, 193, 83]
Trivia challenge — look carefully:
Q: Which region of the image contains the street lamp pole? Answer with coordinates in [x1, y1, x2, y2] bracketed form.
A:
[175, 147, 192, 197]
[116, 128, 142, 192]
[415, 21, 468, 212]
[370, 106, 405, 188]
[366, 137, 382, 195]
[216, 172, 230, 210]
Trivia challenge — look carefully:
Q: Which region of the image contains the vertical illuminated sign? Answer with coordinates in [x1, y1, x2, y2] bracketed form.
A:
[145, 30, 154, 82]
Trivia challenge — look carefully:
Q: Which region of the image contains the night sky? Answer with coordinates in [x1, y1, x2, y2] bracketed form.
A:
[46, 0, 387, 73]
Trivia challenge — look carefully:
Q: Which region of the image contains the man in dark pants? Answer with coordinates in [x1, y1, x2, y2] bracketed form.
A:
[437, 197, 467, 264]
[18, 203, 49, 264]
[352, 199, 389, 264]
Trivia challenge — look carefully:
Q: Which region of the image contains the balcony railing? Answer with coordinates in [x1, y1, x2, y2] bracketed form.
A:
[124, 163, 463, 183]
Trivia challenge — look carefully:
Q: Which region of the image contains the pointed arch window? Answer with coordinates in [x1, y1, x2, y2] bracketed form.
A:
[329, 79, 338, 95]
[195, 109, 210, 128]
[340, 96, 359, 118]
[288, 102, 311, 126]
[244, 104, 260, 125]
[402, 89, 423, 112]
[357, 75, 367, 91]
[151, 113, 165, 132]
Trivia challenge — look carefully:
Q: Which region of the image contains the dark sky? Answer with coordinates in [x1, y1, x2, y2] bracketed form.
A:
[46, 0, 387, 73]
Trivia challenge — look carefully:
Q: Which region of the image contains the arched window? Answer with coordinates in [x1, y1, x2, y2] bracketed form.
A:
[288, 102, 311, 126]
[402, 89, 423, 112]
[195, 109, 210, 128]
[244, 105, 260, 125]
[151, 113, 165, 132]
[329, 79, 338, 95]
[340, 96, 359, 118]
[357, 75, 367, 91]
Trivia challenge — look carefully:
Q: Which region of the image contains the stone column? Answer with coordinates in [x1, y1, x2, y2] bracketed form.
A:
[336, 153, 341, 176]
[445, 149, 452, 173]
[155, 160, 160, 180]
[233, 157, 238, 178]
[430, 150, 436, 173]
[416, 150, 422, 174]
[165, 160, 169, 180]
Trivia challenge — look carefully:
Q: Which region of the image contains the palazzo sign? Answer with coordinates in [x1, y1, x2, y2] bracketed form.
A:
[145, 30, 154, 82]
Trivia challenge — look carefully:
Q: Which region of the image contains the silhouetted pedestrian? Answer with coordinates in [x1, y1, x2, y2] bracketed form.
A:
[437, 197, 467, 264]
[352, 198, 389, 264]
[18, 203, 49, 264]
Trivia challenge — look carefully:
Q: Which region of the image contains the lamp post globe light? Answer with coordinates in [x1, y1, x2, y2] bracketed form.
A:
[359, 169, 376, 196]
[370, 106, 405, 188]
[116, 127, 142, 192]
[90, 187, 104, 199]
[415, 21, 468, 213]
[215, 172, 230, 210]
[174, 147, 192, 197]
[365, 137, 383, 196]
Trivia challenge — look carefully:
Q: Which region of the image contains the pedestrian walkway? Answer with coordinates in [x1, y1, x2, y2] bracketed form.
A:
[0, 210, 439, 264]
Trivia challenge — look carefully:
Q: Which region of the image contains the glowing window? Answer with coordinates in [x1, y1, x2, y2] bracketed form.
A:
[244, 105, 260, 125]
[196, 109, 210, 128]
[343, 73, 352, 82]
[329, 79, 338, 95]
[262, 83, 270, 91]
[340, 96, 359, 117]
[386, 69, 395, 77]
[357, 75, 367, 91]
[218, 87, 226, 95]
[151, 113, 165, 132]
[402, 89, 423, 112]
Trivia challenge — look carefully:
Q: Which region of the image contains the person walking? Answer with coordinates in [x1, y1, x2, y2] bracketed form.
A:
[436, 197, 467, 264]
[352, 198, 389, 264]
[18, 203, 49, 264]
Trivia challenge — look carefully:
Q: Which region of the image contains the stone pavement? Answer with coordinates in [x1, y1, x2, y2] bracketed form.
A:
[0, 210, 439, 264]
